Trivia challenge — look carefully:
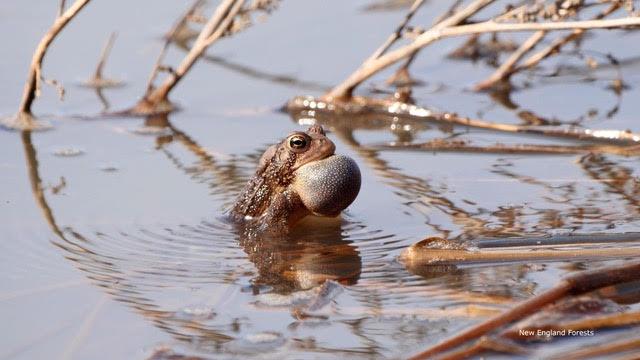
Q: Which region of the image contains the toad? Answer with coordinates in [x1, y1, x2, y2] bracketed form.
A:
[230, 125, 361, 234]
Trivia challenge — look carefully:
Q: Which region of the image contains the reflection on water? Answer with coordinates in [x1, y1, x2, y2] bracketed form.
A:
[3, 0, 640, 357]
[239, 216, 362, 292]
[14, 107, 639, 358]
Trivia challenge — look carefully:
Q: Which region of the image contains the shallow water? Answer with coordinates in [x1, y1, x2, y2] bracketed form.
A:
[2, 0, 640, 359]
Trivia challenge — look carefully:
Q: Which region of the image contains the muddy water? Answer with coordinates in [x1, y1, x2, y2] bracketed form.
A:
[2, 0, 640, 359]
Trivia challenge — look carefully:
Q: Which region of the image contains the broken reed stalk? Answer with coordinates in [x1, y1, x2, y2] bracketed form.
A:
[287, 96, 640, 145]
[376, 141, 640, 156]
[325, 0, 496, 101]
[324, 2, 640, 101]
[18, 0, 91, 116]
[401, 242, 640, 266]
[408, 260, 640, 360]
[475, 2, 623, 90]
[368, 0, 426, 62]
[143, 0, 205, 95]
[552, 335, 640, 360]
[435, 311, 640, 360]
[133, 0, 245, 115]
[94, 33, 115, 81]
[473, 30, 546, 90]
[83, 32, 120, 89]
[517, 2, 623, 73]
[92, 32, 116, 85]
[423, 110, 640, 144]
[504, 311, 640, 340]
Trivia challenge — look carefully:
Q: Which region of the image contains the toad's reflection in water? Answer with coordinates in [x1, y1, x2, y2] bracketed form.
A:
[240, 216, 361, 293]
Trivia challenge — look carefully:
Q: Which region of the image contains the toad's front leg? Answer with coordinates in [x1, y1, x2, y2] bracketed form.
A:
[257, 190, 310, 234]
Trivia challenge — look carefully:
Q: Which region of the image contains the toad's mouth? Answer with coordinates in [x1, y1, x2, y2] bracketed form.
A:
[291, 139, 336, 171]
[294, 152, 335, 173]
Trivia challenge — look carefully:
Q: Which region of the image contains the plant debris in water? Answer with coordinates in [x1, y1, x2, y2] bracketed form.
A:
[52, 147, 85, 157]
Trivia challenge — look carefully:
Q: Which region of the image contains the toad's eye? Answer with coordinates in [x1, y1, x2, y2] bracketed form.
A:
[288, 135, 308, 150]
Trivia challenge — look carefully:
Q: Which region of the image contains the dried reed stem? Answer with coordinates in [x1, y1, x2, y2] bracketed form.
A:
[474, 30, 546, 90]
[325, 3, 640, 100]
[325, 0, 496, 101]
[409, 260, 640, 359]
[144, 0, 205, 95]
[82, 32, 120, 89]
[287, 96, 640, 145]
[94, 32, 116, 80]
[18, 0, 91, 115]
[134, 0, 245, 114]
[473, 2, 623, 90]
[516, 2, 622, 72]
[368, 0, 427, 61]
[376, 140, 640, 156]
[401, 242, 640, 266]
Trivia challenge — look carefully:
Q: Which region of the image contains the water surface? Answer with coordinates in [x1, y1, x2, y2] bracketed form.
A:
[1, 0, 640, 359]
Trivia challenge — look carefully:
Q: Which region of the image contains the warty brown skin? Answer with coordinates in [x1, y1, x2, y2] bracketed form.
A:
[230, 125, 336, 233]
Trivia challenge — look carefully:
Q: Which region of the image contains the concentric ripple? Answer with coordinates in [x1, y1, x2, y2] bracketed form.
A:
[42, 210, 555, 358]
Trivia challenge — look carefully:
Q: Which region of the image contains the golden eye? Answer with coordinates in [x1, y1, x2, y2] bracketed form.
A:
[289, 135, 308, 150]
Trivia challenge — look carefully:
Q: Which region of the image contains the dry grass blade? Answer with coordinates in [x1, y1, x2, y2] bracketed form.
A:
[423, 112, 640, 145]
[0, 279, 88, 302]
[61, 296, 107, 360]
[415, 16, 640, 39]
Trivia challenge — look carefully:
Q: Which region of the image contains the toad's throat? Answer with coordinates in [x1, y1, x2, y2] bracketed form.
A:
[230, 125, 360, 233]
